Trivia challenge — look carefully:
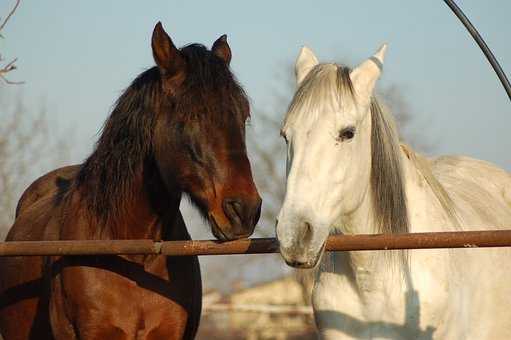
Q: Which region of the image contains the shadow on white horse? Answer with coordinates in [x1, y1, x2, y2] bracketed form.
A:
[276, 44, 511, 339]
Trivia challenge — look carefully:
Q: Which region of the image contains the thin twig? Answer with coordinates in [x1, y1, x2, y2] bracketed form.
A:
[0, 1, 23, 84]
[0, 74, 23, 84]
[0, 58, 24, 84]
[0, 57, 17, 72]
[0, 0, 21, 32]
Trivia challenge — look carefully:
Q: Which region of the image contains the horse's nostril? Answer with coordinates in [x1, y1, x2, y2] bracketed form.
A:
[231, 200, 244, 219]
[303, 221, 313, 242]
[223, 198, 244, 224]
[223, 197, 261, 230]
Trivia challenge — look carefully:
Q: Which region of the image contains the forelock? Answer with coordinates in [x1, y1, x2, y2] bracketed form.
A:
[282, 64, 354, 132]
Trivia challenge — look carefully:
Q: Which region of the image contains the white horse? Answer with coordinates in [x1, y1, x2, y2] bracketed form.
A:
[276, 44, 511, 339]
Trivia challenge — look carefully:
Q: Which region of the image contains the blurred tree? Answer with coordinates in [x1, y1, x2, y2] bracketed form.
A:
[0, 93, 70, 239]
[0, 0, 71, 239]
[0, 10, 71, 340]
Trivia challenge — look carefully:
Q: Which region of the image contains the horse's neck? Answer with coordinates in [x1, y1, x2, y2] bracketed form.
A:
[330, 186, 404, 301]
[86, 169, 182, 241]
[331, 146, 451, 284]
[400, 145, 460, 232]
[330, 184, 381, 288]
[345, 146, 456, 233]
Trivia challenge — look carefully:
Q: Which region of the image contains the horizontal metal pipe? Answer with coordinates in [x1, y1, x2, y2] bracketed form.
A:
[0, 230, 511, 257]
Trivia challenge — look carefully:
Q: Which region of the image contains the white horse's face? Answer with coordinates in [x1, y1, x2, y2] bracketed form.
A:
[276, 45, 386, 268]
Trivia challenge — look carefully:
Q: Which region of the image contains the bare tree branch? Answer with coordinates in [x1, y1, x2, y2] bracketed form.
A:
[0, 0, 22, 84]
[0, 0, 21, 33]
[0, 58, 24, 84]
[0, 74, 23, 85]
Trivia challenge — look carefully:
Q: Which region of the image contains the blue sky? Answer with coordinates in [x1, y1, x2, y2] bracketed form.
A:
[2, 0, 510, 170]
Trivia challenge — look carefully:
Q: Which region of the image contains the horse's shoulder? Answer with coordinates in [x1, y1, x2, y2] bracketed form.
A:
[7, 165, 80, 242]
[7, 196, 61, 242]
[15, 165, 80, 218]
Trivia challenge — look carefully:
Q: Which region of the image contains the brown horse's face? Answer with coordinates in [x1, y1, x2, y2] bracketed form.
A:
[151, 23, 261, 241]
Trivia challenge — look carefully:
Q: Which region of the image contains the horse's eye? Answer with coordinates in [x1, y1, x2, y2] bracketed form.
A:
[338, 127, 355, 142]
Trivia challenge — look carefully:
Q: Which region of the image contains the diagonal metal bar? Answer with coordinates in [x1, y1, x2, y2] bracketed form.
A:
[443, 0, 511, 101]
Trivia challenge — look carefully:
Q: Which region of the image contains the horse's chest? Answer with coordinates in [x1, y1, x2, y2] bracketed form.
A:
[51, 255, 197, 339]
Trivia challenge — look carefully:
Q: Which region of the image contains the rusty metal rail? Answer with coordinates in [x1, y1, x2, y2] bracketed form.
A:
[1, 230, 511, 256]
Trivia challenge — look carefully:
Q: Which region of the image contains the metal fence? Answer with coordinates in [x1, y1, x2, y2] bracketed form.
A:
[1, 229, 511, 257]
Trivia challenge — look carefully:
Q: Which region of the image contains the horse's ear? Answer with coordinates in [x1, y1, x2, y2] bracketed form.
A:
[151, 22, 186, 91]
[212, 35, 232, 65]
[295, 46, 319, 86]
[350, 44, 387, 101]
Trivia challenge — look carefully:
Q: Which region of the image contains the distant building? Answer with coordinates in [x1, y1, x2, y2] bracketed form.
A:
[197, 275, 317, 339]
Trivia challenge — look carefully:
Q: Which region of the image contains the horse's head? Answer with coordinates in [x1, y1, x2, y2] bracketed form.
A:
[151, 23, 261, 241]
[276, 45, 387, 268]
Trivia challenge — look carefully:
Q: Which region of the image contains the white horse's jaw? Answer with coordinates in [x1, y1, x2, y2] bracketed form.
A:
[278, 239, 325, 269]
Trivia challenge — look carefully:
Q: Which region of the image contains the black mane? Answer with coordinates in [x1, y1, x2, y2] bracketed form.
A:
[76, 44, 249, 220]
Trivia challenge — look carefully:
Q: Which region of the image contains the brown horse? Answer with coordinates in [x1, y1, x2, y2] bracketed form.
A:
[0, 22, 261, 340]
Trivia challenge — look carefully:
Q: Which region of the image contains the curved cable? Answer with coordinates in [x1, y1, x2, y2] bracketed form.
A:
[443, 0, 511, 101]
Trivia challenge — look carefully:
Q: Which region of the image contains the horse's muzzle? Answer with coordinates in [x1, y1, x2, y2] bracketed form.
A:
[221, 196, 261, 237]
